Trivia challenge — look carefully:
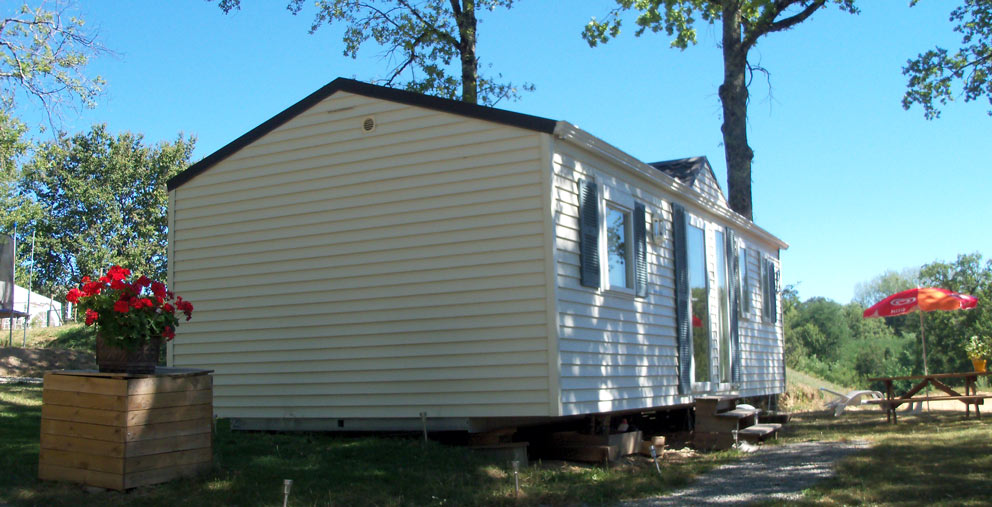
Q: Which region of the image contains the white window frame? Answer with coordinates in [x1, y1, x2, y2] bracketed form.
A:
[685, 216, 714, 392]
[600, 184, 635, 295]
[713, 227, 734, 388]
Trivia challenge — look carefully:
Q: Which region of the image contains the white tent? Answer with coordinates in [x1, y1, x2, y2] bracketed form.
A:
[1, 285, 64, 329]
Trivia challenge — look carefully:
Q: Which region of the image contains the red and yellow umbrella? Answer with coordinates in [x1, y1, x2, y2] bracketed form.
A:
[863, 287, 978, 374]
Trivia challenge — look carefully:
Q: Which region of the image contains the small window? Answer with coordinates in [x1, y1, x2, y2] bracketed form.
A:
[606, 206, 632, 290]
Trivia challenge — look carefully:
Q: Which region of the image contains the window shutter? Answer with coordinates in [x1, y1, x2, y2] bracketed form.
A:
[671, 203, 691, 395]
[578, 179, 600, 288]
[771, 262, 780, 324]
[633, 202, 647, 298]
[741, 248, 752, 314]
[763, 258, 778, 323]
[727, 229, 742, 384]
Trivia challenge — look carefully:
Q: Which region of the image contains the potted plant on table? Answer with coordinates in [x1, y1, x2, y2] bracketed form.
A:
[66, 266, 193, 374]
[964, 335, 991, 373]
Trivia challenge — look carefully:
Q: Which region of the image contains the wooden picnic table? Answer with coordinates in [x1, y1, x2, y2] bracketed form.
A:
[865, 371, 992, 423]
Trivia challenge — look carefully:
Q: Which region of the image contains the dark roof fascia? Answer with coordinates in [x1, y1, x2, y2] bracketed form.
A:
[167, 78, 559, 190]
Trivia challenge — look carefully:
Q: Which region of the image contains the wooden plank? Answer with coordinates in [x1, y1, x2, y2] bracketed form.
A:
[126, 388, 212, 410]
[44, 373, 128, 396]
[126, 403, 213, 427]
[40, 433, 125, 458]
[125, 460, 212, 489]
[51, 368, 212, 378]
[42, 404, 126, 427]
[126, 448, 213, 474]
[41, 419, 124, 443]
[43, 389, 126, 412]
[39, 448, 124, 474]
[38, 463, 124, 491]
[125, 417, 212, 442]
[125, 432, 212, 458]
[127, 374, 212, 396]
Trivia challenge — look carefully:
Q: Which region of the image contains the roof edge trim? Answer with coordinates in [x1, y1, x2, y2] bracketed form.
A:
[167, 78, 558, 190]
[552, 122, 788, 250]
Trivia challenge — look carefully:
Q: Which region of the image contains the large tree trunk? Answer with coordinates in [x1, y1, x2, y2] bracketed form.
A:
[719, 2, 754, 221]
[452, 0, 478, 104]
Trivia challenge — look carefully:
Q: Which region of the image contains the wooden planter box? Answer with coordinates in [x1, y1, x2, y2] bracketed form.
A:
[38, 368, 213, 490]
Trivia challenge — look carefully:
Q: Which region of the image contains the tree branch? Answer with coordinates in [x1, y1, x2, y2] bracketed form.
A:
[396, 0, 460, 47]
[743, 0, 826, 50]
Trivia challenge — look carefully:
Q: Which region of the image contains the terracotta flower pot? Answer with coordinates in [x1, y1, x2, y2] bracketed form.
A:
[971, 358, 987, 373]
[95, 334, 162, 374]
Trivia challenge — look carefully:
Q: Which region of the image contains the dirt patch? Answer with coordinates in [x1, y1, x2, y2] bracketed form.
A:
[0, 347, 96, 378]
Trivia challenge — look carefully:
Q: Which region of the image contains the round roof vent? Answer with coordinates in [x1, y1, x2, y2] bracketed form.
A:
[362, 116, 376, 133]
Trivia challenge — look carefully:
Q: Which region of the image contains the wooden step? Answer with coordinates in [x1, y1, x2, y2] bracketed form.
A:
[737, 423, 782, 442]
[715, 408, 760, 419]
[695, 395, 739, 415]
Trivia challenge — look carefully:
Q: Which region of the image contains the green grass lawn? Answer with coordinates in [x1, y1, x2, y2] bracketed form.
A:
[5, 323, 95, 350]
[0, 383, 737, 506]
[4, 377, 991, 505]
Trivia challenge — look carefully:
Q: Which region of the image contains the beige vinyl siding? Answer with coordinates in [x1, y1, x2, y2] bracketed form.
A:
[553, 142, 687, 416]
[170, 91, 551, 420]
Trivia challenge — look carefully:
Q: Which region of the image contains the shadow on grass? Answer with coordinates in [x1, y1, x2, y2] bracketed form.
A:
[783, 410, 992, 506]
[43, 326, 96, 351]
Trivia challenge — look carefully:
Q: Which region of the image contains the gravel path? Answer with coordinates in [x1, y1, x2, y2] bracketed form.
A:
[623, 440, 870, 506]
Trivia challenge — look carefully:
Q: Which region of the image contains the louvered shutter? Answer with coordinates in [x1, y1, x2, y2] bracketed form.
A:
[771, 261, 780, 324]
[672, 203, 691, 394]
[578, 180, 600, 288]
[727, 229, 742, 384]
[633, 202, 647, 298]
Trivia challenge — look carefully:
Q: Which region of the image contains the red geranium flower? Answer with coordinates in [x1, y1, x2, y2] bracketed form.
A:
[71, 267, 193, 349]
[107, 265, 131, 281]
[151, 281, 167, 298]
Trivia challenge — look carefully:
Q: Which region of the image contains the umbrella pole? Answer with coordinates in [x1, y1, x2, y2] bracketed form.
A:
[920, 311, 930, 412]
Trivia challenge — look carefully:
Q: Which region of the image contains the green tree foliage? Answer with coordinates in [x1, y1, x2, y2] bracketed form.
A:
[0, 2, 106, 130]
[18, 125, 195, 297]
[903, 0, 992, 119]
[852, 267, 919, 307]
[583, 1, 858, 220]
[786, 253, 991, 389]
[211, 0, 531, 106]
[914, 253, 992, 374]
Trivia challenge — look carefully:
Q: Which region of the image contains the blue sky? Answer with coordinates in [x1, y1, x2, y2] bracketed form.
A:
[28, 1, 990, 304]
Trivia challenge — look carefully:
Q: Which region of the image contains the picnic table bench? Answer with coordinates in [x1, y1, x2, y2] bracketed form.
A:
[865, 371, 992, 423]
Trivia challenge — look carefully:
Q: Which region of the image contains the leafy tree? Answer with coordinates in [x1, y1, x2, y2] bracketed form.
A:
[18, 125, 195, 297]
[211, 0, 531, 106]
[852, 267, 919, 307]
[0, 2, 107, 131]
[583, 0, 858, 220]
[0, 112, 41, 287]
[913, 253, 992, 373]
[903, 0, 992, 119]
